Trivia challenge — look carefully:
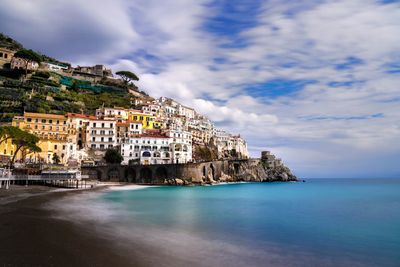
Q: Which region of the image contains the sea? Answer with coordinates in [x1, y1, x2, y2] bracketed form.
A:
[53, 179, 400, 267]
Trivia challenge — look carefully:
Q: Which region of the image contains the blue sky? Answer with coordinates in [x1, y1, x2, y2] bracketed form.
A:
[0, 0, 399, 178]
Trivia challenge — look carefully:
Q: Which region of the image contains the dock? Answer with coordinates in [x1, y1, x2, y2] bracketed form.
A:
[0, 169, 90, 190]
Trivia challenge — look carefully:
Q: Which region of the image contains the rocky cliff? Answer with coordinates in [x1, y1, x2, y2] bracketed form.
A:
[227, 159, 297, 182]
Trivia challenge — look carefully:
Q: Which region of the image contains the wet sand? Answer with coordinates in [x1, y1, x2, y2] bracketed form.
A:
[0, 187, 145, 267]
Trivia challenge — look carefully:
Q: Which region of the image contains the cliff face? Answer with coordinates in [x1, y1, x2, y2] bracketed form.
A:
[228, 159, 297, 182]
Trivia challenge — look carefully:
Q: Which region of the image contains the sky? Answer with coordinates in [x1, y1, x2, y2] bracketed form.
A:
[0, 0, 399, 178]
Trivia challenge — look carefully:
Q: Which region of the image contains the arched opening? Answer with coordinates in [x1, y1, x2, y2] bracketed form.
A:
[183, 145, 188, 152]
[124, 168, 136, 183]
[139, 168, 152, 183]
[155, 167, 168, 181]
[153, 151, 161, 158]
[107, 168, 120, 181]
[175, 144, 182, 151]
[142, 151, 151, 157]
[96, 170, 103, 181]
[233, 163, 240, 175]
[210, 164, 216, 181]
[203, 166, 206, 177]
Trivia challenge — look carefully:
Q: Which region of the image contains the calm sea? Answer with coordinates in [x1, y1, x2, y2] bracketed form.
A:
[57, 179, 400, 267]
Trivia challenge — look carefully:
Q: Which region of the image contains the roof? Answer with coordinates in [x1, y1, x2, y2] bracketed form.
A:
[140, 134, 170, 139]
[66, 113, 96, 120]
[24, 112, 66, 119]
[116, 120, 143, 126]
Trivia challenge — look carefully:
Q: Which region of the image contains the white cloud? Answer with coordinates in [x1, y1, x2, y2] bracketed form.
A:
[1, 0, 399, 177]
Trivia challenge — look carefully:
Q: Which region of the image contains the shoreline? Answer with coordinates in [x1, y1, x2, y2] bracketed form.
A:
[0, 185, 148, 267]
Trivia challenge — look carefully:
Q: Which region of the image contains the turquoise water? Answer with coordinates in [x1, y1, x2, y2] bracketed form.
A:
[97, 179, 400, 267]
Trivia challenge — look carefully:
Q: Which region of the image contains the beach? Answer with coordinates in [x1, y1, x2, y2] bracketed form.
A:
[0, 186, 143, 267]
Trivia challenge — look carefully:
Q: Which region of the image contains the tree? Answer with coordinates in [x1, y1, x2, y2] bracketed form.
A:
[10, 129, 41, 167]
[0, 126, 14, 145]
[115, 71, 139, 87]
[14, 49, 43, 77]
[104, 148, 123, 164]
[52, 153, 60, 164]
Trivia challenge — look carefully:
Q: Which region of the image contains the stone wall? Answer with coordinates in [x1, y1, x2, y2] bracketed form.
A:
[81, 158, 296, 185]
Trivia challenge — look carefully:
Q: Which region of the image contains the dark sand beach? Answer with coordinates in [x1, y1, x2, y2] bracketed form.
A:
[0, 186, 141, 267]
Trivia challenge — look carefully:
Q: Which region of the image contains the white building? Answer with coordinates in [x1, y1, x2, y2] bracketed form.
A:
[120, 134, 172, 165]
[166, 129, 193, 163]
[11, 57, 39, 71]
[43, 62, 68, 72]
[96, 107, 128, 120]
[177, 104, 195, 119]
[86, 118, 117, 150]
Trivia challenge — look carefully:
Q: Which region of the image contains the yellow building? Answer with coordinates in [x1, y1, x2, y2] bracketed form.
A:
[0, 137, 16, 163]
[0, 47, 15, 68]
[11, 112, 77, 164]
[128, 110, 159, 129]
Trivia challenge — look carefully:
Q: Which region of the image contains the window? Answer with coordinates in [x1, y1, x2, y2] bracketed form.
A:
[57, 120, 60, 124]
[0, 52, 2, 57]
[93, 123, 97, 128]
[42, 126, 45, 130]
[92, 137, 95, 142]
[4, 54, 7, 59]
[35, 119, 38, 123]
[110, 123, 113, 128]
[49, 120, 53, 123]
[100, 144, 105, 149]
[54, 145, 58, 149]
[27, 118, 32, 122]
[102, 123, 105, 128]
[35, 125, 38, 129]
[91, 144, 96, 149]
[101, 137, 104, 142]
[42, 119, 46, 123]
[108, 137, 112, 142]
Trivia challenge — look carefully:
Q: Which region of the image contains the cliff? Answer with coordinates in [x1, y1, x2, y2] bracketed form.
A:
[222, 159, 297, 182]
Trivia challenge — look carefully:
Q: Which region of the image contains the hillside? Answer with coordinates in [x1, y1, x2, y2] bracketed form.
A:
[0, 33, 23, 51]
[0, 34, 148, 122]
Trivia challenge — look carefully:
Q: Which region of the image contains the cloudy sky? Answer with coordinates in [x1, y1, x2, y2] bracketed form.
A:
[1, 0, 399, 178]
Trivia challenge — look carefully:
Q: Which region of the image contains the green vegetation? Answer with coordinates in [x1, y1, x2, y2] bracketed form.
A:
[0, 126, 41, 166]
[0, 33, 23, 50]
[104, 148, 123, 164]
[0, 33, 146, 121]
[116, 70, 139, 83]
[52, 153, 61, 164]
[116, 70, 139, 87]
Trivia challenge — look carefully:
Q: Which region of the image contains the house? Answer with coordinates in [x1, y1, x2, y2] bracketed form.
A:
[10, 56, 39, 71]
[0, 47, 15, 68]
